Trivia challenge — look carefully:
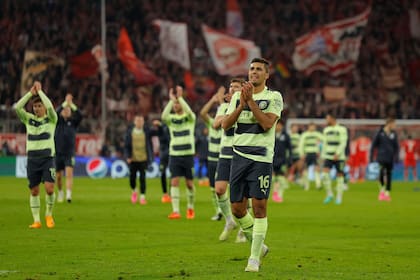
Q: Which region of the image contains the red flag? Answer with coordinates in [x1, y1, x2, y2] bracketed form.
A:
[117, 27, 157, 85]
[292, 8, 370, 76]
[70, 51, 99, 79]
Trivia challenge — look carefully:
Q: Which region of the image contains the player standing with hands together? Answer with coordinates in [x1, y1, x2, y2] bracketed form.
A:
[222, 58, 283, 272]
[15, 81, 58, 228]
[162, 86, 196, 219]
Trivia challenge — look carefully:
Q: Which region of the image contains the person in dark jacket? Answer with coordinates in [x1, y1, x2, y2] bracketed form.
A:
[150, 119, 171, 203]
[370, 118, 399, 201]
[124, 115, 153, 204]
[54, 93, 82, 203]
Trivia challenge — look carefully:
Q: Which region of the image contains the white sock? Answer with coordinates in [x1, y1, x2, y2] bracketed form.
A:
[218, 192, 234, 223]
[66, 189, 72, 200]
[30, 195, 41, 223]
[186, 186, 195, 209]
[336, 177, 344, 201]
[170, 187, 180, 213]
[45, 193, 55, 216]
[322, 172, 333, 197]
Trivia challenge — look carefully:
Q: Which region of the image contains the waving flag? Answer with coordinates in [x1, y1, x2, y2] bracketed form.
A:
[20, 51, 64, 94]
[226, 0, 243, 37]
[70, 50, 99, 79]
[202, 24, 260, 76]
[292, 8, 370, 76]
[117, 27, 157, 85]
[153, 19, 190, 70]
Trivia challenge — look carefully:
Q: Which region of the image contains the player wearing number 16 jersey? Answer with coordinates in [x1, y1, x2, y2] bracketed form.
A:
[222, 58, 283, 272]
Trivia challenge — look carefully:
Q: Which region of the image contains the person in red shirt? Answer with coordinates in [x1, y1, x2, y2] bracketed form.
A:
[355, 136, 371, 182]
[402, 135, 418, 181]
[347, 140, 358, 182]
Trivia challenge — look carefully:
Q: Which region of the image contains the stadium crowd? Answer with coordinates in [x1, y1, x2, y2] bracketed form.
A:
[0, 0, 419, 145]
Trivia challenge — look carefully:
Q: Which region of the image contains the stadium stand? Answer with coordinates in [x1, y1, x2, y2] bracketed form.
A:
[0, 0, 419, 143]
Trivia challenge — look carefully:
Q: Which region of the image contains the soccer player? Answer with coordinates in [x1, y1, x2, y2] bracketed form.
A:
[200, 86, 225, 220]
[272, 120, 292, 202]
[222, 58, 283, 272]
[195, 126, 209, 186]
[150, 119, 171, 203]
[370, 118, 399, 201]
[321, 113, 348, 205]
[124, 115, 153, 204]
[15, 81, 58, 229]
[214, 78, 245, 241]
[299, 123, 323, 191]
[161, 85, 196, 219]
[402, 135, 418, 181]
[54, 93, 82, 203]
[288, 124, 302, 182]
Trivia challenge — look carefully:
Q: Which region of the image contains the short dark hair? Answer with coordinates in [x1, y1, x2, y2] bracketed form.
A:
[31, 96, 42, 104]
[326, 111, 336, 119]
[250, 58, 270, 72]
[230, 77, 245, 84]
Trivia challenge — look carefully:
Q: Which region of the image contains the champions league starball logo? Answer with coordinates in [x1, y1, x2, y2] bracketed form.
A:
[86, 157, 108, 178]
[366, 162, 380, 180]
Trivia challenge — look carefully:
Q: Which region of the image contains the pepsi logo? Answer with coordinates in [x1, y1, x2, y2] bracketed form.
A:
[86, 157, 108, 178]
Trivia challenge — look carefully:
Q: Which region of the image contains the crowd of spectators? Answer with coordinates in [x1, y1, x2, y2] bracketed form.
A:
[0, 0, 419, 145]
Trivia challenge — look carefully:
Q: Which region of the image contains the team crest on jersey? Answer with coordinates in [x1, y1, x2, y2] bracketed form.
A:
[258, 100, 269, 110]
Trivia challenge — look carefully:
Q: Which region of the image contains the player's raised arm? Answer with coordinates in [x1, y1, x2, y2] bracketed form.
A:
[176, 86, 195, 121]
[161, 88, 176, 123]
[15, 91, 34, 123]
[35, 82, 57, 124]
[200, 86, 223, 124]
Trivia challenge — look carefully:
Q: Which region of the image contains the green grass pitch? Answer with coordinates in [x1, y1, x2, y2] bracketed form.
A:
[0, 176, 419, 279]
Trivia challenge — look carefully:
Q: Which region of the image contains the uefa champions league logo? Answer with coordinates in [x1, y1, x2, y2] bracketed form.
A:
[366, 162, 380, 180]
